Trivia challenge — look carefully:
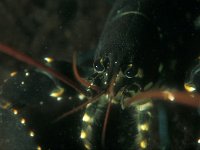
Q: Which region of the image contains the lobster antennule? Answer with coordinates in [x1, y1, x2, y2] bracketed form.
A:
[124, 90, 200, 108]
[0, 43, 88, 96]
[101, 97, 112, 149]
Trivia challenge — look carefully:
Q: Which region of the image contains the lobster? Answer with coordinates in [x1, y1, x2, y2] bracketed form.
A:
[0, 0, 200, 150]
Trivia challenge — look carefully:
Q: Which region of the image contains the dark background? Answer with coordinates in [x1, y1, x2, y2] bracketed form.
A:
[0, 0, 110, 83]
[0, 1, 111, 149]
[0, 1, 200, 150]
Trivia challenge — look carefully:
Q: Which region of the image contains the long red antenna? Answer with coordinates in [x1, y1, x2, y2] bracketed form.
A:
[124, 90, 200, 108]
[53, 90, 105, 123]
[0, 43, 88, 96]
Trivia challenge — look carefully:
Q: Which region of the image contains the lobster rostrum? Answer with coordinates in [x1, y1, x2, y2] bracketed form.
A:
[0, 0, 200, 150]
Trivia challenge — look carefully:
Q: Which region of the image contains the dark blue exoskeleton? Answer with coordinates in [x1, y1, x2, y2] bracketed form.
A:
[93, 0, 200, 92]
[0, 0, 200, 150]
[80, 0, 200, 150]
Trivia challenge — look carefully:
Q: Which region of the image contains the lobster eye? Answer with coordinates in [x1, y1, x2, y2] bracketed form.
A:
[93, 57, 110, 73]
[122, 64, 137, 78]
[94, 58, 104, 73]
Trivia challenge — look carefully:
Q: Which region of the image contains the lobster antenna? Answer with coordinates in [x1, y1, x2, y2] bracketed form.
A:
[53, 90, 106, 123]
[0, 43, 88, 96]
[124, 90, 200, 108]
